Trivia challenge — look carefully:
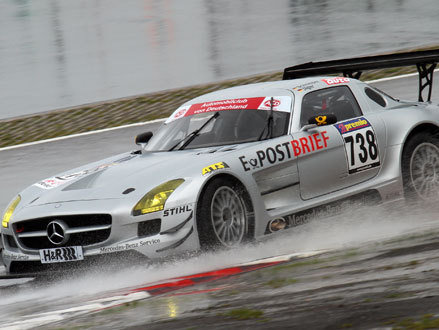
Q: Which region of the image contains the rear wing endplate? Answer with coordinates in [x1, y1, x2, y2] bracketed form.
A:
[283, 49, 439, 102]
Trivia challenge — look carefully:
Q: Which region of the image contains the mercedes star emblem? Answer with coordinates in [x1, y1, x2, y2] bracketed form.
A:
[46, 220, 70, 245]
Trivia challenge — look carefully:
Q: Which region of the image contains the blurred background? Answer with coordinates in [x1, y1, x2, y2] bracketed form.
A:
[1, 0, 438, 120]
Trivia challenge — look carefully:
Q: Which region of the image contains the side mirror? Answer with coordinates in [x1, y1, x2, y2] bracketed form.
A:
[135, 131, 153, 145]
[308, 113, 337, 126]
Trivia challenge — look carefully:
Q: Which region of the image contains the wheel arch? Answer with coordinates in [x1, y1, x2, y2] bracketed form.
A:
[399, 122, 439, 201]
[196, 172, 256, 238]
[401, 123, 439, 160]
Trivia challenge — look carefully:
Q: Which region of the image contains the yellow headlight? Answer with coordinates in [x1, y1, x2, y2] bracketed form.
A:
[132, 179, 184, 216]
[2, 195, 21, 228]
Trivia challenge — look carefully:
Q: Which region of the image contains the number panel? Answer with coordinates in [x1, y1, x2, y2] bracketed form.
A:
[335, 117, 381, 174]
[343, 128, 380, 173]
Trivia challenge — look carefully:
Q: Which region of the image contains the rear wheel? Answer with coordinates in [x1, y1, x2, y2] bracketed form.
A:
[402, 132, 439, 201]
[197, 178, 250, 248]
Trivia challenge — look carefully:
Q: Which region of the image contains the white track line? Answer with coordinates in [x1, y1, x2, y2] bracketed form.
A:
[2, 70, 438, 153]
[0, 118, 165, 152]
[367, 68, 439, 83]
[238, 250, 328, 266]
[367, 71, 418, 83]
[1, 291, 150, 330]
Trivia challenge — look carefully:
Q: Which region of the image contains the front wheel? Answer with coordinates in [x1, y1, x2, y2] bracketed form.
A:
[197, 178, 250, 249]
[402, 132, 439, 201]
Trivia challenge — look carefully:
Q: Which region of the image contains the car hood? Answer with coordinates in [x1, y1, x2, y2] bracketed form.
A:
[29, 146, 241, 205]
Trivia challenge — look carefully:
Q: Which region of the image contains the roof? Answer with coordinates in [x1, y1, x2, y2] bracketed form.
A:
[183, 76, 359, 105]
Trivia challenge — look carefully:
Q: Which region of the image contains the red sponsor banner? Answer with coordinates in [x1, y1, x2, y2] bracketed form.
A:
[185, 97, 265, 116]
[167, 96, 292, 123]
[322, 77, 350, 86]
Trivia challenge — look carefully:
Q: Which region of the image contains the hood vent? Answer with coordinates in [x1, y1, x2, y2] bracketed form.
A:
[62, 171, 104, 191]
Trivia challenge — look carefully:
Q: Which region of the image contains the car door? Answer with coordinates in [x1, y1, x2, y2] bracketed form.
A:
[293, 85, 384, 200]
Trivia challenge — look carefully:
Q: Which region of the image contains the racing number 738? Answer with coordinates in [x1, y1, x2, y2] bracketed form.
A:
[343, 128, 380, 174]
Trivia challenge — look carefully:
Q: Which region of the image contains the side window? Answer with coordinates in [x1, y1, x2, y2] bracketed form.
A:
[300, 86, 362, 126]
[365, 87, 386, 107]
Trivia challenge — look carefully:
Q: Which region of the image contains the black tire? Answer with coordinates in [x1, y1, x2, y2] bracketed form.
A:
[197, 178, 251, 249]
[402, 132, 439, 201]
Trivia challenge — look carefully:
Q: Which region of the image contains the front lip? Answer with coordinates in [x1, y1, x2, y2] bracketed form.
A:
[2, 224, 195, 262]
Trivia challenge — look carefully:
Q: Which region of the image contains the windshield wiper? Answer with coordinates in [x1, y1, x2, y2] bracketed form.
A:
[168, 112, 220, 151]
[258, 97, 274, 141]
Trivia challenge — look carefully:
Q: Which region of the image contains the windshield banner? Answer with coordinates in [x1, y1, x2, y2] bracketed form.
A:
[167, 96, 292, 123]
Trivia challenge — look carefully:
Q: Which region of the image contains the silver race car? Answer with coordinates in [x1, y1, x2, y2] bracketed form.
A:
[2, 50, 439, 273]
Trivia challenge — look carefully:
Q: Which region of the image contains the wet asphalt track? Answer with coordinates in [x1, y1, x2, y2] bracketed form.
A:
[39, 215, 439, 330]
[1, 74, 439, 329]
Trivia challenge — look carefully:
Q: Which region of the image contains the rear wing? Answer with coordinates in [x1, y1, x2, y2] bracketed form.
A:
[283, 49, 439, 102]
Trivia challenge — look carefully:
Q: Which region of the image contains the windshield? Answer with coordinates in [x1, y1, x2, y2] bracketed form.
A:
[145, 109, 291, 151]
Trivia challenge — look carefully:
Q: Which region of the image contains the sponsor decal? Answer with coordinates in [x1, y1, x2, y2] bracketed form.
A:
[239, 142, 293, 171]
[322, 77, 350, 85]
[315, 115, 328, 126]
[239, 133, 329, 172]
[99, 239, 161, 254]
[35, 178, 66, 190]
[166, 96, 292, 122]
[173, 106, 189, 119]
[35, 155, 136, 190]
[292, 80, 319, 92]
[290, 131, 329, 157]
[139, 239, 160, 246]
[286, 202, 347, 228]
[163, 205, 192, 217]
[266, 192, 380, 234]
[335, 118, 380, 174]
[40, 246, 83, 264]
[2, 251, 30, 261]
[335, 117, 369, 134]
[202, 161, 229, 175]
[263, 99, 281, 107]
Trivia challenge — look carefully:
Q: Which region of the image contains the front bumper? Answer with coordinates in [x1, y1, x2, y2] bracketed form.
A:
[2, 226, 196, 273]
[1, 200, 198, 273]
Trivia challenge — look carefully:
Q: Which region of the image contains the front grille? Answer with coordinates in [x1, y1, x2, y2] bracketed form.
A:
[14, 214, 112, 250]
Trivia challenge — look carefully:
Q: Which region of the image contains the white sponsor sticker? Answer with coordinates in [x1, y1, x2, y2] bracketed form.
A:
[35, 172, 85, 189]
[39, 246, 84, 264]
[322, 77, 350, 85]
